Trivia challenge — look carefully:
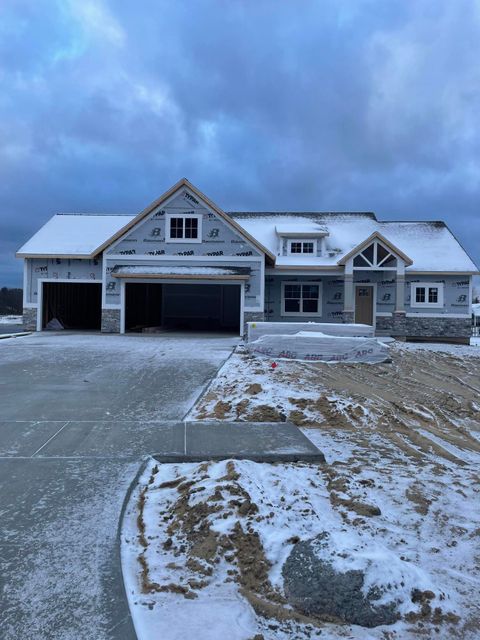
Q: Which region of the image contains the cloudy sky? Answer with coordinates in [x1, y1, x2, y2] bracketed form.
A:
[1, 0, 479, 287]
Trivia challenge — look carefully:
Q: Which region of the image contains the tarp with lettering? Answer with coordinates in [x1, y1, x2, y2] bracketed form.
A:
[247, 331, 389, 364]
[247, 321, 374, 343]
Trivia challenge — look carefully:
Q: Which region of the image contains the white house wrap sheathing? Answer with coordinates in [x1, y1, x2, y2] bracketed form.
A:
[247, 321, 374, 343]
[247, 331, 389, 363]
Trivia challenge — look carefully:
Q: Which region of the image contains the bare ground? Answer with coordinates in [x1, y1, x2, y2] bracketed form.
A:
[192, 343, 480, 467]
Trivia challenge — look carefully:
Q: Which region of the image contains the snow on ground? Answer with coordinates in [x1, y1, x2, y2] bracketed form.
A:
[122, 453, 479, 639]
[114, 338, 480, 639]
[190, 341, 480, 465]
[0, 315, 22, 324]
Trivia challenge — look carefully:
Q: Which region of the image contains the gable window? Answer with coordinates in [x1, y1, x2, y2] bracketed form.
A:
[166, 213, 202, 243]
[281, 282, 322, 316]
[287, 239, 317, 255]
[352, 241, 397, 269]
[410, 283, 444, 308]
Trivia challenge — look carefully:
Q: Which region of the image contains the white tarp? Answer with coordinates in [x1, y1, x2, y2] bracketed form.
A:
[247, 321, 374, 343]
[247, 331, 390, 363]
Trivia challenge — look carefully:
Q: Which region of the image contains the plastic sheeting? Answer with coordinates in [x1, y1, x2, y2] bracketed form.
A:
[247, 321, 374, 343]
[247, 331, 390, 363]
[45, 318, 64, 331]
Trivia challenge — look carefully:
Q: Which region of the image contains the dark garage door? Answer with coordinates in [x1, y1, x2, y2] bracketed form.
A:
[125, 282, 240, 332]
[42, 282, 102, 330]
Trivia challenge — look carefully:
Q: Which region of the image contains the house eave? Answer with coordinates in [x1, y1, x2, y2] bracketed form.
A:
[406, 270, 479, 276]
[16, 252, 95, 260]
[111, 273, 249, 281]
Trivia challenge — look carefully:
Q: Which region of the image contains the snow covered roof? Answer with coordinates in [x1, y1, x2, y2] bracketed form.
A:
[15, 198, 478, 274]
[110, 265, 251, 279]
[16, 213, 135, 258]
[230, 213, 478, 272]
[275, 223, 329, 237]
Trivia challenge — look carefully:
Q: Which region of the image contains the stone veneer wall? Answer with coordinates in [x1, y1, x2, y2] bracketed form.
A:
[376, 314, 471, 341]
[101, 308, 121, 333]
[243, 311, 265, 338]
[406, 317, 471, 339]
[23, 307, 37, 331]
[244, 311, 265, 323]
[375, 316, 393, 332]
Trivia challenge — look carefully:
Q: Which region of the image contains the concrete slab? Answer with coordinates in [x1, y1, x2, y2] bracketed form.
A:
[0, 324, 25, 335]
[0, 420, 68, 457]
[0, 457, 138, 640]
[37, 420, 185, 457]
[0, 333, 238, 639]
[0, 333, 239, 422]
[152, 421, 326, 463]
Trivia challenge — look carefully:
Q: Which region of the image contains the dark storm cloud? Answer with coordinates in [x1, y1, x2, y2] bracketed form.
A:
[1, 0, 479, 287]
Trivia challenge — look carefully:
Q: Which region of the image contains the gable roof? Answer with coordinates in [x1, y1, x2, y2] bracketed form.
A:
[231, 213, 478, 272]
[15, 186, 478, 273]
[15, 179, 275, 262]
[337, 231, 413, 266]
[16, 213, 135, 258]
[99, 178, 276, 262]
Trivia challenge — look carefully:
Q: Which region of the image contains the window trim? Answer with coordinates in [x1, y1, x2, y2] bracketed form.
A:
[287, 239, 317, 256]
[166, 213, 202, 243]
[410, 282, 444, 309]
[281, 281, 322, 317]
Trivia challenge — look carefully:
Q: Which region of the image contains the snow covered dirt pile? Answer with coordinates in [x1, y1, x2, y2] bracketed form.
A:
[283, 531, 435, 627]
[247, 331, 389, 364]
[0, 315, 22, 324]
[121, 458, 476, 640]
[192, 342, 480, 464]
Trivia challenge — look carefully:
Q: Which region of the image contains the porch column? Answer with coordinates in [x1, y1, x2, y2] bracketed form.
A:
[395, 274, 405, 312]
[393, 262, 407, 338]
[342, 272, 355, 323]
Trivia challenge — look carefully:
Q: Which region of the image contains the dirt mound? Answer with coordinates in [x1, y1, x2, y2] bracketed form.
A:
[193, 344, 480, 465]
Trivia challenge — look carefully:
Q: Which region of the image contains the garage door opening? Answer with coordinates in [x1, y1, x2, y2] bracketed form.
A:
[125, 282, 241, 333]
[42, 282, 102, 330]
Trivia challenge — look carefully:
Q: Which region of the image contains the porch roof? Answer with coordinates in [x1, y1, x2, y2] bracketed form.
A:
[110, 265, 251, 280]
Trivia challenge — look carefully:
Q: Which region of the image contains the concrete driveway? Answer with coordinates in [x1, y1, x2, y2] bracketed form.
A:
[0, 332, 238, 640]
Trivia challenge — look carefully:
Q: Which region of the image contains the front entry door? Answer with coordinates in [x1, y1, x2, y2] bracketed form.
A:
[355, 285, 374, 325]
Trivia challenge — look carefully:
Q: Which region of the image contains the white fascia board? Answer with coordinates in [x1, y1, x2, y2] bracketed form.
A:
[406, 270, 479, 275]
[116, 278, 245, 286]
[265, 268, 344, 276]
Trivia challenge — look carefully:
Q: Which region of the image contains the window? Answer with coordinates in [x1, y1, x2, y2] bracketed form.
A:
[287, 239, 316, 255]
[352, 241, 397, 269]
[281, 282, 322, 316]
[166, 213, 202, 242]
[411, 283, 444, 308]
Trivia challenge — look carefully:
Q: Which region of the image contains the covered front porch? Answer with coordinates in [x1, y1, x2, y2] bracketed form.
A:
[339, 232, 410, 337]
